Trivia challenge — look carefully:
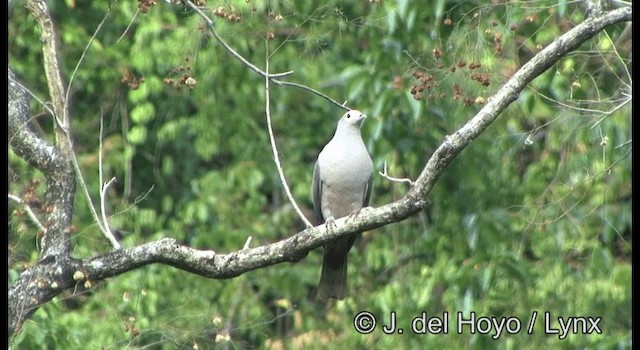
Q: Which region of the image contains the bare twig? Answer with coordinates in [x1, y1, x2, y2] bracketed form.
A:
[7, 76, 55, 117]
[27, 0, 69, 133]
[69, 141, 115, 236]
[98, 112, 106, 215]
[614, 139, 632, 149]
[8, 194, 47, 233]
[180, 0, 350, 111]
[379, 161, 415, 186]
[182, 0, 292, 79]
[242, 236, 252, 250]
[272, 80, 350, 111]
[100, 177, 120, 249]
[116, 8, 139, 44]
[65, 9, 111, 112]
[265, 40, 313, 228]
[589, 93, 632, 129]
[26, 0, 76, 257]
[98, 114, 121, 249]
[57, 7, 123, 250]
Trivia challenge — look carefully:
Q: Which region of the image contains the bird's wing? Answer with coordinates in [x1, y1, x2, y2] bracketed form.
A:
[312, 160, 324, 225]
[363, 172, 373, 207]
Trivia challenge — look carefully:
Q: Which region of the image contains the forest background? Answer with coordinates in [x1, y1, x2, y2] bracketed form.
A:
[8, 0, 631, 348]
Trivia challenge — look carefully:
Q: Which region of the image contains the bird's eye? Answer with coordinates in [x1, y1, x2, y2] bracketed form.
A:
[347, 112, 351, 118]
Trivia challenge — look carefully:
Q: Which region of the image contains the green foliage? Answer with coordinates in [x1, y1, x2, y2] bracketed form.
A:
[9, 0, 630, 349]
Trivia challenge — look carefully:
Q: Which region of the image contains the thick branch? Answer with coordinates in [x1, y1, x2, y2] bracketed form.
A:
[24, 0, 76, 258]
[79, 197, 422, 282]
[8, 255, 81, 338]
[9, 0, 78, 337]
[26, 0, 69, 133]
[8, 67, 59, 171]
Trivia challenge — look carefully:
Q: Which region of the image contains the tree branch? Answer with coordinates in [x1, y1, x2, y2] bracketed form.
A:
[181, 0, 293, 79]
[180, 0, 351, 111]
[83, 193, 425, 281]
[8, 68, 59, 171]
[10, 59, 114, 250]
[26, 0, 69, 133]
[98, 114, 122, 249]
[8, 194, 48, 234]
[25, 0, 76, 257]
[27, 0, 121, 252]
[271, 80, 351, 111]
[264, 38, 314, 229]
[407, 6, 632, 201]
[8, 0, 78, 337]
[379, 161, 415, 187]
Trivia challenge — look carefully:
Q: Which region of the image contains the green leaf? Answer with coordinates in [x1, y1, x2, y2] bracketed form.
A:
[130, 102, 156, 124]
[128, 125, 148, 145]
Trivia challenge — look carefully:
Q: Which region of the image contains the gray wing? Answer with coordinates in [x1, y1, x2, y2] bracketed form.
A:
[362, 173, 373, 207]
[312, 161, 324, 225]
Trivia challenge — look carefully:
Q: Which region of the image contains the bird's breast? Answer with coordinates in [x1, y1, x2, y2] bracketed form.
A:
[318, 144, 372, 186]
[317, 140, 372, 220]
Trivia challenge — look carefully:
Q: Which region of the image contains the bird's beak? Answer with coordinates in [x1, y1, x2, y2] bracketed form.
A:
[356, 113, 367, 125]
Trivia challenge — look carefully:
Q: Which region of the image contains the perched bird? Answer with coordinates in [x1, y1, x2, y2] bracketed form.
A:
[312, 110, 373, 299]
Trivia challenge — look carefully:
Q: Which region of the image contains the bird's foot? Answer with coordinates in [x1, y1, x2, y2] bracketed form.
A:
[324, 216, 337, 232]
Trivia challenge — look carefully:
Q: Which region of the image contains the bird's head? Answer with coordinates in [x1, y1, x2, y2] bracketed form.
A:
[338, 110, 367, 129]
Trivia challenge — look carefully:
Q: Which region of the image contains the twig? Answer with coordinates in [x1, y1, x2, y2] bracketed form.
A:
[271, 80, 350, 111]
[614, 139, 632, 149]
[589, 94, 631, 129]
[66, 8, 122, 250]
[8, 194, 47, 233]
[116, 8, 139, 44]
[182, 0, 292, 79]
[27, 0, 69, 132]
[242, 236, 252, 250]
[65, 8, 111, 114]
[180, 0, 349, 110]
[99, 115, 121, 249]
[7, 77, 55, 117]
[59, 57, 120, 251]
[70, 150, 109, 234]
[100, 177, 120, 249]
[379, 161, 415, 186]
[265, 38, 313, 228]
[99, 112, 105, 208]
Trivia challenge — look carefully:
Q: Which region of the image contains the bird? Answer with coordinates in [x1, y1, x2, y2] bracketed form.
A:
[312, 109, 373, 299]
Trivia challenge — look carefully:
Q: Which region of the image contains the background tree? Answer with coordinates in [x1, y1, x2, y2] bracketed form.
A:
[9, 0, 631, 348]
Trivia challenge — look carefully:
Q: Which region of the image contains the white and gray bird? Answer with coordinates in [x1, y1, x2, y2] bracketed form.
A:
[312, 109, 373, 299]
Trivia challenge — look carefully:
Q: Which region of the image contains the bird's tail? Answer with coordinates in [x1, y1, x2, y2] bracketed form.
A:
[317, 252, 348, 300]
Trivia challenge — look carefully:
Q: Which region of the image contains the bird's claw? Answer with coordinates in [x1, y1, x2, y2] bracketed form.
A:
[324, 216, 337, 233]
